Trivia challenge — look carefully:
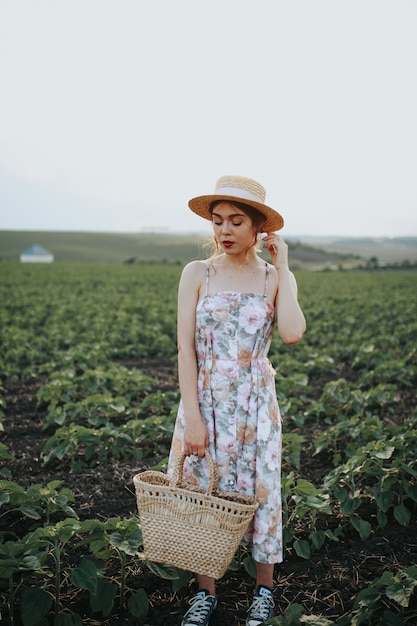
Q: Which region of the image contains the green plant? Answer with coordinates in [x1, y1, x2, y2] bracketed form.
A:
[347, 566, 417, 625]
[0, 534, 45, 625]
[77, 517, 148, 616]
[23, 518, 82, 622]
[282, 433, 305, 470]
[42, 412, 176, 470]
[0, 480, 78, 532]
[281, 473, 339, 558]
[323, 432, 417, 537]
[41, 423, 143, 470]
[38, 364, 155, 428]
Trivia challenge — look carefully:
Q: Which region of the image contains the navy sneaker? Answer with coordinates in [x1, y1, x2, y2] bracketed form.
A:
[181, 590, 217, 626]
[246, 585, 275, 626]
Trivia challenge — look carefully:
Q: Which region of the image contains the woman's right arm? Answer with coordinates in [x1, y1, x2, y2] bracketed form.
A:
[177, 261, 209, 457]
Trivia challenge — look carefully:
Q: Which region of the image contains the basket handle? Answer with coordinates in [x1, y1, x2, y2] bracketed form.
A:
[171, 450, 219, 495]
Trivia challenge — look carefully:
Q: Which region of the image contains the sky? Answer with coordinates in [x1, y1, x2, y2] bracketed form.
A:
[0, 1, 416, 238]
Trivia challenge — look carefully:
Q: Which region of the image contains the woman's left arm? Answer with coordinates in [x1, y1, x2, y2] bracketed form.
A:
[263, 233, 307, 344]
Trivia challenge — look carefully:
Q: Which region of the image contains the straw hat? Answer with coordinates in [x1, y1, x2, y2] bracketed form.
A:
[188, 175, 284, 232]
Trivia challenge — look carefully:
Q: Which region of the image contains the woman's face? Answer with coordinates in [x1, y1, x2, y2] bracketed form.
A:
[211, 201, 258, 255]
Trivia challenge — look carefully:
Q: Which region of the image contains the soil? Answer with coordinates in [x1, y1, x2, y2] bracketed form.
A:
[2, 359, 416, 626]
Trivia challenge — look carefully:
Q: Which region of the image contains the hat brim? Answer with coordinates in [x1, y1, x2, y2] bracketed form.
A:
[188, 194, 284, 232]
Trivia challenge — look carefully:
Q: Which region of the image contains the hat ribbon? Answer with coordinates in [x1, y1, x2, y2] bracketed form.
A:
[214, 185, 264, 204]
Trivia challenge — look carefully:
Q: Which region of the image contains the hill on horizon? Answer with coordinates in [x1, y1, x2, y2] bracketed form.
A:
[296, 235, 417, 263]
[1, 230, 417, 267]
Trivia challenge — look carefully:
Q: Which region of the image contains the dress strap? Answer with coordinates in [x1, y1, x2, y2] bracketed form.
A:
[264, 262, 269, 297]
[205, 261, 210, 296]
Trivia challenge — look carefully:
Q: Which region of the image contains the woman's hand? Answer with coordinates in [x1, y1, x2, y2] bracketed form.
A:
[183, 416, 208, 457]
[262, 233, 289, 271]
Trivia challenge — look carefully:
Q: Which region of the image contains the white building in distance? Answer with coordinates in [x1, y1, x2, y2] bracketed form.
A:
[20, 245, 54, 263]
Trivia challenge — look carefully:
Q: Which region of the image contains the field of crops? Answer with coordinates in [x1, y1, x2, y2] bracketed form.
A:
[1, 262, 416, 626]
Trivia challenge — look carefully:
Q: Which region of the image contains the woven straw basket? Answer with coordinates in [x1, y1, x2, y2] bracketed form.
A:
[133, 451, 259, 578]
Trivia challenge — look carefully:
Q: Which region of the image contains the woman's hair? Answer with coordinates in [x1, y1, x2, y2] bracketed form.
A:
[204, 200, 265, 257]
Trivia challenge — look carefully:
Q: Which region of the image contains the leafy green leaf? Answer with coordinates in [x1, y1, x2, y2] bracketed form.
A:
[89, 578, 117, 616]
[295, 480, 318, 496]
[127, 588, 149, 618]
[18, 504, 42, 520]
[375, 491, 394, 513]
[310, 530, 325, 551]
[145, 560, 182, 579]
[385, 570, 417, 607]
[69, 558, 97, 594]
[372, 446, 395, 459]
[21, 588, 52, 626]
[404, 482, 417, 503]
[385, 584, 411, 607]
[340, 496, 361, 515]
[172, 568, 193, 592]
[293, 539, 311, 559]
[353, 587, 381, 609]
[0, 492, 10, 506]
[350, 517, 371, 540]
[393, 503, 411, 526]
[300, 615, 336, 624]
[281, 602, 305, 622]
[376, 510, 388, 528]
[379, 610, 406, 626]
[243, 554, 257, 578]
[109, 529, 142, 556]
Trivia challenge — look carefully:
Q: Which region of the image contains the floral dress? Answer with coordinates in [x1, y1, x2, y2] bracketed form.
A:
[168, 261, 282, 565]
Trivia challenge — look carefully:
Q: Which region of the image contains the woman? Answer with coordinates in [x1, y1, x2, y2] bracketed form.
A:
[168, 175, 306, 626]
